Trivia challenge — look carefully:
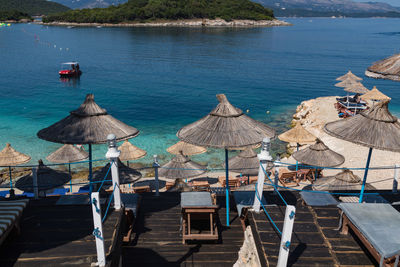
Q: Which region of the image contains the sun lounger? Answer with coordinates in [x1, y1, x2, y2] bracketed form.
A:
[166, 181, 175, 191]
[218, 176, 240, 188]
[181, 192, 218, 244]
[338, 203, 400, 267]
[133, 185, 150, 193]
[279, 171, 299, 187]
[77, 185, 90, 194]
[191, 180, 210, 191]
[120, 193, 141, 243]
[300, 191, 339, 206]
[233, 191, 269, 231]
[0, 199, 29, 246]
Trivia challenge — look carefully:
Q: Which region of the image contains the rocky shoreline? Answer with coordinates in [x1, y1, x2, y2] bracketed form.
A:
[39, 18, 291, 28]
[285, 96, 400, 189]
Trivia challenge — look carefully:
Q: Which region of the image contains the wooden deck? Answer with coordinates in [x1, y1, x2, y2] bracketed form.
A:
[122, 192, 244, 267]
[0, 196, 123, 267]
[249, 190, 400, 267]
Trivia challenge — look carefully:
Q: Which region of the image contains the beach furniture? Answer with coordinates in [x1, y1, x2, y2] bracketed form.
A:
[279, 171, 299, 187]
[0, 191, 8, 198]
[133, 185, 150, 193]
[0, 199, 29, 246]
[300, 191, 338, 206]
[21, 192, 34, 198]
[233, 191, 269, 231]
[338, 203, 400, 267]
[120, 193, 141, 243]
[191, 180, 210, 191]
[181, 192, 218, 244]
[77, 185, 90, 194]
[218, 176, 240, 188]
[47, 188, 70, 196]
[166, 181, 175, 191]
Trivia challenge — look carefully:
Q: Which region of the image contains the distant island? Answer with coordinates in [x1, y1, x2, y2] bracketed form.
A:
[42, 0, 287, 26]
[0, 0, 69, 21]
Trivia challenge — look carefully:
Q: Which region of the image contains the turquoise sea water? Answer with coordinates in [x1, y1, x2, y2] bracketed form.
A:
[0, 18, 399, 167]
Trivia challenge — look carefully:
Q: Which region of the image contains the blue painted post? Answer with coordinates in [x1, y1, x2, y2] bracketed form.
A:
[89, 144, 93, 194]
[225, 149, 230, 226]
[295, 143, 299, 171]
[8, 166, 12, 190]
[359, 147, 373, 203]
[69, 164, 72, 193]
[153, 155, 160, 197]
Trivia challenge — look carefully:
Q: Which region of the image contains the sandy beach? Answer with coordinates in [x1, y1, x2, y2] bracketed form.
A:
[281, 96, 400, 190]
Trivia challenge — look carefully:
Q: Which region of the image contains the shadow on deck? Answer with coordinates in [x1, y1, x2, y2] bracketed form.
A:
[122, 192, 244, 267]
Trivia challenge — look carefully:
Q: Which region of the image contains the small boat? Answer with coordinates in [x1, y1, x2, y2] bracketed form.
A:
[59, 62, 82, 78]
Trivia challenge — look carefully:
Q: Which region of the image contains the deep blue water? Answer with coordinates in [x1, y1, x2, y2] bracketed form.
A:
[0, 18, 399, 166]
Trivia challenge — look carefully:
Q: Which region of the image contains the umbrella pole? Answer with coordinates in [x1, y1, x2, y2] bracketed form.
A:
[9, 166, 12, 190]
[359, 147, 373, 203]
[127, 161, 129, 167]
[296, 143, 299, 171]
[69, 163, 72, 193]
[225, 149, 230, 226]
[89, 144, 93, 194]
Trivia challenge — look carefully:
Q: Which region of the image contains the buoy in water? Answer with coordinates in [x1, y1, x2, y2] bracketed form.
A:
[246, 109, 249, 113]
[266, 110, 270, 114]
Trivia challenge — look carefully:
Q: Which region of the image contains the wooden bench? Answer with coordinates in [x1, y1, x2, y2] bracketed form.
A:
[279, 171, 299, 187]
[181, 192, 219, 244]
[218, 176, 240, 188]
[191, 181, 210, 191]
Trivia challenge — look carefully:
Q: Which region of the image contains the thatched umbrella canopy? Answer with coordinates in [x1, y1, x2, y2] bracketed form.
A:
[15, 160, 70, 193]
[324, 100, 400, 202]
[292, 139, 345, 168]
[0, 143, 31, 194]
[336, 71, 362, 81]
[159, 153, 206, 179]
[335, 77, 358, 88]
[365, 53, 400, 81]
[279, 122, 316, 170]
[46, 144, 88, 163]
[46, 144, 89, 192]
[92, 158, 141, 186]
[118, 140, 147, 163]
[361, 86, 391, 101]
[37, 94, 139, 191]
[177, 94, 275, 225]
[225, 148, 273, 176]
[166, 141, 206, 156]
[312, 169, 373, 191]
[343, 82, 369, 94]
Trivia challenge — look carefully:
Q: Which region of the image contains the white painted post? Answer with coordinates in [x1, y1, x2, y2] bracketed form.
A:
[91, 192, 106, 267]
[393, 164, 399, 193]
[32, 167, 38, 199]
[277, 205, 296, 267]
[105, 134, 122, 210]
[253, 137, 273, 212]
[274, 156, 281, 195]
[153, 155, 160, 197]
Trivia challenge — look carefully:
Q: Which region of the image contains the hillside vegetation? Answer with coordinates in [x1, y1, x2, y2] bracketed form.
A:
[0, 0, 70, 16]
[0, 10, 31, 21]
[43, 0, 274, 23]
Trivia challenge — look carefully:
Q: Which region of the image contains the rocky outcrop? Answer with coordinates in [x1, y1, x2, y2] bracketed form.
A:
[40, 19, 291, 28]
[234, 226, 262, 267]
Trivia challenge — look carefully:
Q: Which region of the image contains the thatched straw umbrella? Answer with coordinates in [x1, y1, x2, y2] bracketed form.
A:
[343, 82, 369, 94]
[335, 77, 358, 88]
[46, 144, 89, 192]
[177, 94, 275, 225]
[37, 94, 139, 192]
[118, 140, 147, 166]
[336, 71, 362, 81]
[167, 141, 206, 156]
[159, 153, 206, 192]
[15, 160, 70, 193]
[279, 122, 316, 170]
[361, 86, 391, 102]
[225, 148, 273, 183]
[324, 100, 400, 202]
[92, 158, 141, 187]
[292, 139, 345, 168]
[365, 53, 400, 81]
[0, 143, 31, 195]
[312, 169, 373, 191]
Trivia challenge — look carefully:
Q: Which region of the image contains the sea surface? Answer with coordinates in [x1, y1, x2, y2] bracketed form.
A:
[0, 18, 399, 167]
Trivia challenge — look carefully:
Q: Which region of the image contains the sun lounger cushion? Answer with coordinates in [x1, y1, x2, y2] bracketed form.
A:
[181, 192, 212, 207]
[338, 203, 400, 259]
[233, 191, 268, 217]
[0, 199, 29, 237]
[300, 191, 339, 206]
